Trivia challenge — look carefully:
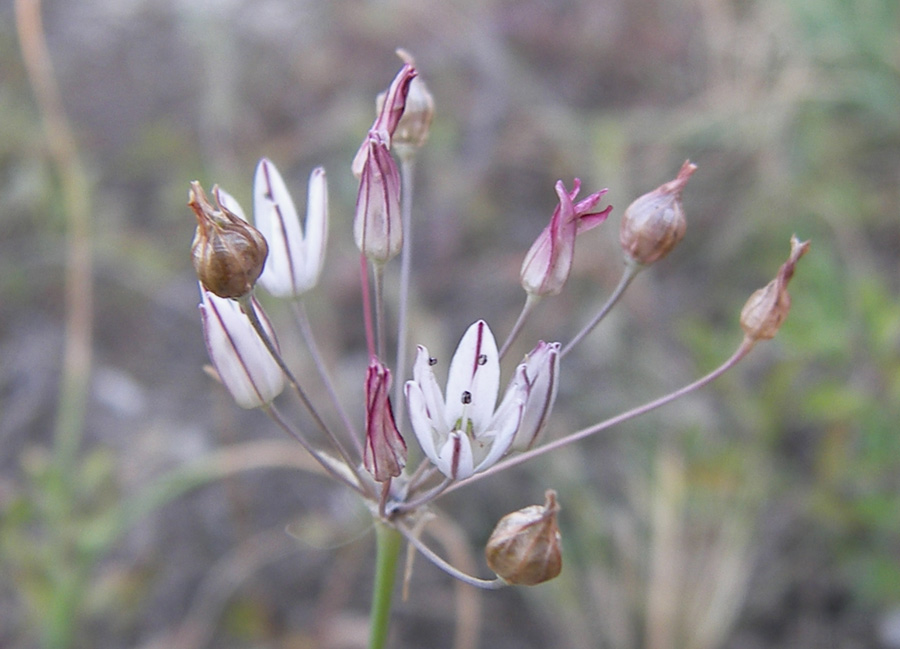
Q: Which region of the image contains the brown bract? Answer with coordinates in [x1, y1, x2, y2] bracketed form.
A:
[190, 181, 268, 299]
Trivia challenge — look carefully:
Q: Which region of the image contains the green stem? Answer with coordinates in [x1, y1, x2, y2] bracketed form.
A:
[369, 523, 402, 649]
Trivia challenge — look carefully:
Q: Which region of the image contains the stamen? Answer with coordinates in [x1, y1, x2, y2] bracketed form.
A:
[461, 390, 472, 404]
[428, 357, 438, 366]
[477, 353, 488, 366]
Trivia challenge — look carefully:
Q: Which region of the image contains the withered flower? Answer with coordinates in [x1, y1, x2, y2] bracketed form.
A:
[363, 358, 407, 482]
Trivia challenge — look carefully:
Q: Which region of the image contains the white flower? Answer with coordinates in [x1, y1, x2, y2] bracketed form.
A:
[199, 286, 284, 409]
[252, 159, 328, 297]
[405, 320, 528, 480]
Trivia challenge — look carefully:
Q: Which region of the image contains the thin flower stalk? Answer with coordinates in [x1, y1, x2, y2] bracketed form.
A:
[393, 155, 416, 428]
[498, 293, 540, 361]
[561, 262, 642, 357]
[446, 337, 756, 494]
[237, 295, 367, 489]
[264, 403, 370, 496]
[291, 301, 362, 455]
[396, 522, 507, 590]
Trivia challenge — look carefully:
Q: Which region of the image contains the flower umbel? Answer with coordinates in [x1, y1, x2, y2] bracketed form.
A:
[520, 179, 612, 297]
[405, 321, 527, 480]
[184, 53, 812, 635]
[364, 358, 407, 482]
[190, 181, 268, 299]
[253, 159, 329, 298]
[199, 287, 284, 409]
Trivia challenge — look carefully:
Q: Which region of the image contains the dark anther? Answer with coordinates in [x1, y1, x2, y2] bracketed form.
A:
[477, 353, 488, 365]
[428, 357, 438, 366]
[461, 391, 472, 404]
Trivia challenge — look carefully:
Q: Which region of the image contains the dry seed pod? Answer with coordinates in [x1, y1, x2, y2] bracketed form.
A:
[740, 235, 811, 341]
[619, 160, 696, 266]
[485, 490, 562, 585]
[190, 182, 268, 299]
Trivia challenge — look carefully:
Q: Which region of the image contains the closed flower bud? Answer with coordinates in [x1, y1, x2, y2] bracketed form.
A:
[354, 136, 403, 263]
[741, 235, 810, 341]
[485, 490, 562, 586]
[199, 287, 284, 409]
[364, 358, 407, 482]
[619, 160, 696, 266]
[190, 181, 268, 298]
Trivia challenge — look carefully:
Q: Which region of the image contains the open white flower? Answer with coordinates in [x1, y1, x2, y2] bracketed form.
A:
[405, 320, 528, 480]
[253, 159, 328, 297]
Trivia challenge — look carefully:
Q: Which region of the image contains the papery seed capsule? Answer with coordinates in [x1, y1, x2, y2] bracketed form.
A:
[485, 490, 562, 586]
[619, 160, 696, 266]
[740, 235, 810, 341]
[190, 182, 268, 299]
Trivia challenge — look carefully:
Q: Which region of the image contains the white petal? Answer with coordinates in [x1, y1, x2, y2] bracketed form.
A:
[412, 345, 447, 427]
[215, 188, 246, 222]
[405, 380, 439, 466]
[254, 158, 304, 297]
[492, 363, 528, 433]
[436, 432, 475, 480]
[474, 381, 525, 473]
[299, 167, 328, 292]
[444, 321, 499, 432]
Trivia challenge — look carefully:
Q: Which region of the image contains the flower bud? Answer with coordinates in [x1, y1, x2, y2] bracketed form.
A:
[619, 160, 696, 266]
[521, 180, 612, 297]
[740, 235, 810, 341]
[364, 358, 407, 482]
[190, 181, 268, 299]
[199, 286, 284, 409]
[512, 341, 561, 452]
[485, 490, 562, 586]
[354, 136, 403, 263]
[381, 52, 434, 156]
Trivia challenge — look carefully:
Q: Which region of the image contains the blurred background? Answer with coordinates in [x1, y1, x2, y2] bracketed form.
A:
[1, 0, 899, 647]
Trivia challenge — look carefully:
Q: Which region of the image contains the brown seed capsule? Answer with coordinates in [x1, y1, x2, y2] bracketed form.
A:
[190, 182, 268, 299]
[485, 490, 562, 586]
[620, 160, 696, 266]
[740, 235, 810, 341]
